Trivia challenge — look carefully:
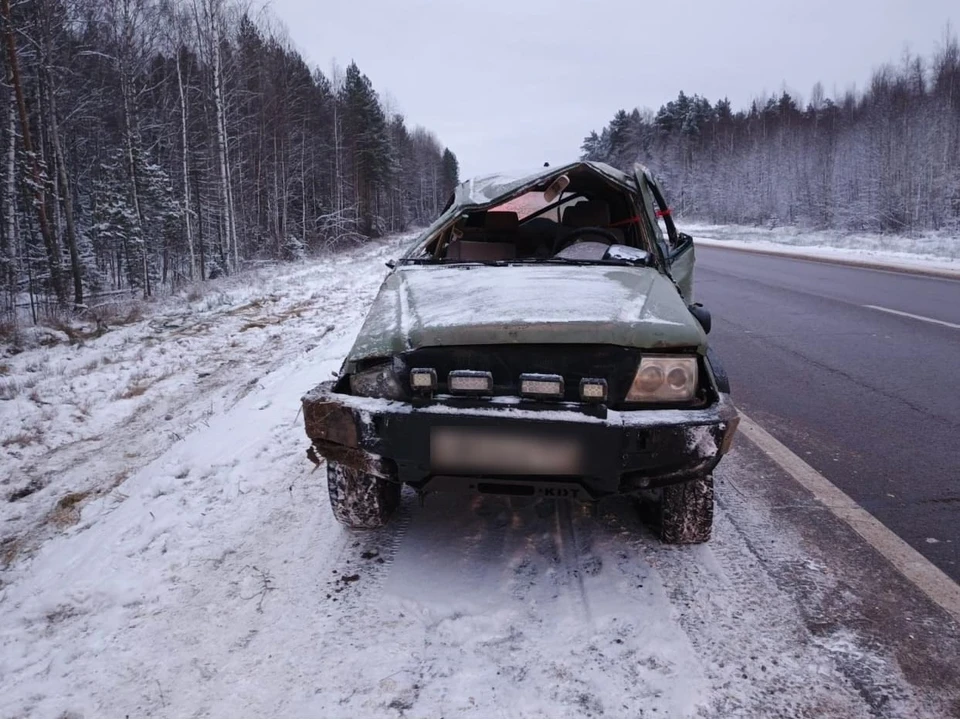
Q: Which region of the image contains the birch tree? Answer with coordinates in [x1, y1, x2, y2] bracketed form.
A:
[2, 0, 65, 305]
[0, 0, 457, 322]
[584, 25, 960, 234]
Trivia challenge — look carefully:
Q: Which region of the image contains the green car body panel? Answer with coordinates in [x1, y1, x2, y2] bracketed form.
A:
[345, 263, 706, 369]
[346, 160, 703, 369]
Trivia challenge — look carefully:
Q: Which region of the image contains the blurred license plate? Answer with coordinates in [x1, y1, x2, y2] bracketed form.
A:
[430, 426, 584, 475]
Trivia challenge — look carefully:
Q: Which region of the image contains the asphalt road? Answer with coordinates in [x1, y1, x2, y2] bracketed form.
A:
[695, 246, 960, 581]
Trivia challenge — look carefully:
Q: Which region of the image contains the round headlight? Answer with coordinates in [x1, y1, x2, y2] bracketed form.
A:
[635, 365, 664, 393]
[667, 367, 689, 389]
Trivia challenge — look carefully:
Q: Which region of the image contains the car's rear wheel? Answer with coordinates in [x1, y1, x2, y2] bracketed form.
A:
[659, 474, 714, 544]
[327, 461, 401, 529]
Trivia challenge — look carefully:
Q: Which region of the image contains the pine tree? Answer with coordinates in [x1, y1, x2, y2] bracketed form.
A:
[440, 148, 459, 202]
[580, 24, 960, 234]
[580, 131, 601, 160]
[341, 62, 390, 236]
[0, 0, 457, 321]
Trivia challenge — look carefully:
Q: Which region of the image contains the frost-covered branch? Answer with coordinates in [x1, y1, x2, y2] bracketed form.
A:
[0, 0, 457, 323]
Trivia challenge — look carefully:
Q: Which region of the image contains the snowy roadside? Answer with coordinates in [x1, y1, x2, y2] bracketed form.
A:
[2, 417, 955, 717]
[2, 231, 959, 718]
[0, 234, 412, 567]
[680, 222, 960, 276]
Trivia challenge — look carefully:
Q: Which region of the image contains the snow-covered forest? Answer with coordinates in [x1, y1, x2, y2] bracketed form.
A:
[0, 0, 459, 318]
[582, 29, 960, 234]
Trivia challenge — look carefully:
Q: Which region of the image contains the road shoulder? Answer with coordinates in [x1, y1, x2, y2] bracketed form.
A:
[722, 435, 960, 713]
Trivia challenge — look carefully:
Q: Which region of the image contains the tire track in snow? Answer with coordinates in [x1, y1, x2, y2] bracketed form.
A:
[315, 482, 950, 718]
[313, 493, 714, 718]
[322, 483, 418, 613]
[556, 499, 594, 626]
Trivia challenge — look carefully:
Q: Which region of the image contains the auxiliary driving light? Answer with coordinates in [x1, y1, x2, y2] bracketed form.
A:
[409, 368, 437, 393]
[448, 370, 494, 395]
[579, 378, 608, 403]
[519, 373, 564, 398]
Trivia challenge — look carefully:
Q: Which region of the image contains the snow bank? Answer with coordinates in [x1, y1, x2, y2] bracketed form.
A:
[682, 222, 960, 276]
[0, 235, 413, 564]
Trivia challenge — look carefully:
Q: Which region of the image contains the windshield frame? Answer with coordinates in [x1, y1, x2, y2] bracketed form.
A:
[398, 164, 664, 271]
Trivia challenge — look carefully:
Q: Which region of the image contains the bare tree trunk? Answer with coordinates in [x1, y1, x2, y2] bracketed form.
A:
[193, 0, 233, 270]
[2, 0, 64, 305]
[235, 143, 246, 253]
[332, 90, 343, 220]
[213, 59, 232, 265]
[280, 141, 287, 250]
[176, 49, 196, 279]
[255, 126, 263, 230]
[46, 75, 82, 307]
[209, 6, 237, 270]
[226, 137, 238, 268]
[3, 86, 16, 317]
[193, 166, 205, 279]
[300, 122, 307, 251]
[120, 70, 150, 297]
[270, 134, 277, 253]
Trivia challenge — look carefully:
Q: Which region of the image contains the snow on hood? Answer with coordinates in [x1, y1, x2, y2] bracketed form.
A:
[346, 263, 705, 363]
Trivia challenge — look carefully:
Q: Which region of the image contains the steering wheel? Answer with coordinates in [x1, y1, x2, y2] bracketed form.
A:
[553, 226, 621, 255]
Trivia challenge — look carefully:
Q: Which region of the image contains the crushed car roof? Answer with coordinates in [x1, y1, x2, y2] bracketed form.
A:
[452, 160, 637, 207]
[402, 160, 640, 258]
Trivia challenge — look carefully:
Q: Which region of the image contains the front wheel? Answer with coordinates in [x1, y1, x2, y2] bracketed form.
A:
[327, 461, 401, 529]
[659, 474, 714, 544]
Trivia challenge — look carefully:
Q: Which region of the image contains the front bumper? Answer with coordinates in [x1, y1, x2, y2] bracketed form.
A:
[301, 382, 739, 498]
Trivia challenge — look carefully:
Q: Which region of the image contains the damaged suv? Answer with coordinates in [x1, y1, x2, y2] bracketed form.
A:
[301, 161, 739, 543]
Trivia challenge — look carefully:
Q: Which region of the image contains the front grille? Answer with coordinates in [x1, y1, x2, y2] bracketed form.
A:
[398, 344, 643, 404]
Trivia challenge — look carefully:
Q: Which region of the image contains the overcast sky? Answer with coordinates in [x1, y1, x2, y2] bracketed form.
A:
[268, 0, 956, 179]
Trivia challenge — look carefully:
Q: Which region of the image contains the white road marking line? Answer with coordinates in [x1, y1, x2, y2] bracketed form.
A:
[737, 411, 960, 624]
[864, 304, 960, 330]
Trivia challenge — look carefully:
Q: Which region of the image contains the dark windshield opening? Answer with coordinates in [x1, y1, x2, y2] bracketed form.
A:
[418, 173, 649, 265]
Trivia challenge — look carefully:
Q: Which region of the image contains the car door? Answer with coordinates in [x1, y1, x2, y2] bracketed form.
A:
[633, 164, 696, 304]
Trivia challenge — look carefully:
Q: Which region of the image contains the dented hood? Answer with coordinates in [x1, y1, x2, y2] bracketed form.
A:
[345, 264, 706, 364]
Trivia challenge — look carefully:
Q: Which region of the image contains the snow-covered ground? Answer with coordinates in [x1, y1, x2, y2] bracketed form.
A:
[1, 233, 958, 718]
[680, 222, 960, 276]
[0, 236, 412, 562]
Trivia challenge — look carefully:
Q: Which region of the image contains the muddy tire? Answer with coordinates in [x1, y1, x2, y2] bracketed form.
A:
[327, 461, 401, 529]
[659, 474, 714, 544]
